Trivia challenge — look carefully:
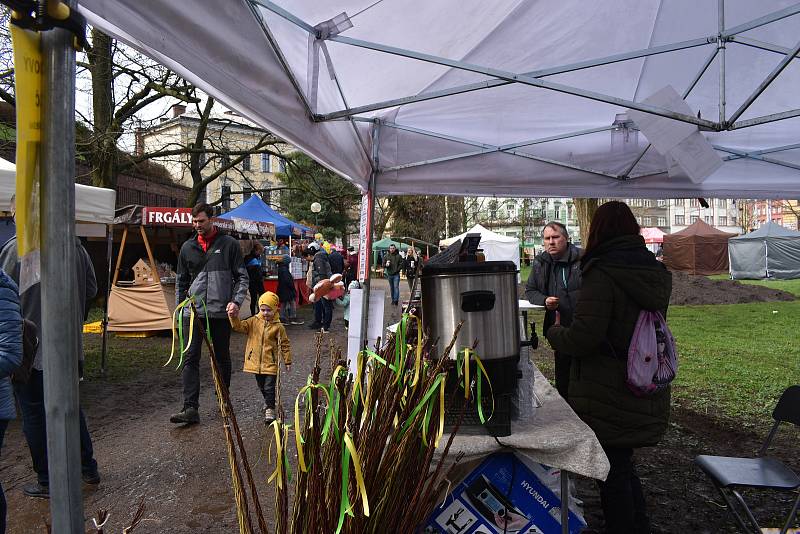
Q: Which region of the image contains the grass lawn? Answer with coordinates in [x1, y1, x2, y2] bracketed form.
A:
[668, 298, 800, 430]
[520, 264, 531, 282]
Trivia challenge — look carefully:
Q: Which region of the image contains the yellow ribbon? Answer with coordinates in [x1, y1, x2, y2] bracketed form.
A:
[343, 432, 370, 517]
[294, 383, 331, 473]
[268, 420, 284, 488]
[436, 376, 445, 447]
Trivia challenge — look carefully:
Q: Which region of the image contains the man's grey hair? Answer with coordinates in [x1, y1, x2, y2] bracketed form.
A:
[542, 221, 569, 240]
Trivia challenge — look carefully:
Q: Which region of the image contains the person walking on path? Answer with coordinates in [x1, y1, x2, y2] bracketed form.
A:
[0, 268, 23, 528]
[277, 255, 302, 325]
[383, 244, 403, 306]
[0, 231, 101, 498]
[525, 221, 582, 400]
[304, 243, 333, 332]
[170, 203, 249, 425]
[228, 292, 291, 424]
[403, 247, 420, 291]
[546, 201, 672, 534]
[245, 241, 265, 317]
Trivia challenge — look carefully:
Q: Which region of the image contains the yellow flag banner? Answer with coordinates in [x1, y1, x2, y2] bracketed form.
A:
[10, 23, 42, 293]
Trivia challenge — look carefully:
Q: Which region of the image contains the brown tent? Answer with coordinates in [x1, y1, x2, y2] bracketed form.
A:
[663, 219, 737, 275]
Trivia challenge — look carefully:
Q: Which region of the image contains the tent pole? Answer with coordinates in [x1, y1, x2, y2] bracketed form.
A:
[40, 1, 84, 529]
[101, 225, 113, 375]
[359, 122, 380, 352]
[718, 0, 726, 125]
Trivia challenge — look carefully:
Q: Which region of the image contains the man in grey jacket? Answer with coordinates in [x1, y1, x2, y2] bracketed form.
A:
[170, 203, 249, 424]
[0, 234, 100, 498]
[525, 222, 582, 400]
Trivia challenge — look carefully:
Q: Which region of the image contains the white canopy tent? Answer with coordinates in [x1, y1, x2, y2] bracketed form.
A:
[79, 0, 800, 199]
[0, 157, 116, 234]
[440, 224, 521, 274]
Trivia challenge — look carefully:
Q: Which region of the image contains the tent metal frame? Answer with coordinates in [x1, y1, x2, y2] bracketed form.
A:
[250, 0, 800, 181]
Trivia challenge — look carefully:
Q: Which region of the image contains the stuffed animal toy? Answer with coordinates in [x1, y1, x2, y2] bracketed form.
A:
[309, 273, 345, 302]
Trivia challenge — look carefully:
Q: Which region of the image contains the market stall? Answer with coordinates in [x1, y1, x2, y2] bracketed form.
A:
[640, 227, 666, 254]
[64, 2, 800, 532]
[729, 222, 800, 280]
[440, 223, 521, 274]
[663, 219, 737, 275]
[108, 205, 276, 334]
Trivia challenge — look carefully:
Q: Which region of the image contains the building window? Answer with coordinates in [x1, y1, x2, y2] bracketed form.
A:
[643, 217, 652, 226]
[657, 217, 667, 226]
[689, 198, 699, 207]
[261, 153, 271, 172]
[657, 199, 666, 206]
[635, 216, 642, 224]
[643, 199, 653, 208]
[220, 152, 231, 168]
[690, 215, 698, 223]
[243, 186, 252, 201]
[261, 191, 271, 204]
[676, 198, 685, 206]
[717, 199, 726, 207]
[732, 216, 737, 226]
[705, 216, 712, 223]
[242, 155, 251, 171]
[198, 148, 206, 166]
[718, 216, 727, 226]
[278, 158, 286, 173]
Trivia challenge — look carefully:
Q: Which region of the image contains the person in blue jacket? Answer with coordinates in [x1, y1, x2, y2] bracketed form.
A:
[0, 268, 23, 533]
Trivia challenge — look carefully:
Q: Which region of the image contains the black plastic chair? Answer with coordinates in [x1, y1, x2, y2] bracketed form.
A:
[695, 385, 800, 534]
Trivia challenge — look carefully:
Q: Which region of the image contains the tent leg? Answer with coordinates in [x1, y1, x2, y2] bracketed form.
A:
[359, 122, 380, 352]
[40, 6, 85, 530]
[101, 225, 112, 375]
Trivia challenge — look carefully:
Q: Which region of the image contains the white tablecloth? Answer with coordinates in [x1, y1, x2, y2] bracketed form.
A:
[437, 358, 610, 481]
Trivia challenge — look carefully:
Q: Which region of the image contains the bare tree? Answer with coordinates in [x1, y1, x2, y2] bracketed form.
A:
[573, 198, 600, 246]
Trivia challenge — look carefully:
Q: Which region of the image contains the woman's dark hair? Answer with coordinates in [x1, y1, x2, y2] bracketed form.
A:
[584, 201, 640, 253]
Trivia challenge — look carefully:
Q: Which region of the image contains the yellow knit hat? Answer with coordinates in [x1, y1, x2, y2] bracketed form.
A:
[258, 291, 279, 311]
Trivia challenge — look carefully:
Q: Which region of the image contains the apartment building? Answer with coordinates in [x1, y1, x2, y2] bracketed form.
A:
[139, 104, 292, 208]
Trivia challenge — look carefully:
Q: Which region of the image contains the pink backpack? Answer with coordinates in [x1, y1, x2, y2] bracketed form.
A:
[626, 310, 678, 397]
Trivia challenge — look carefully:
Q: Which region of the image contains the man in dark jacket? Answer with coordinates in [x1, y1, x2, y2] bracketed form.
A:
[305, 242, 333, 332]
[170, 203, 249, 424]
[0, 235, 101, 497]
[525, 222, 581, 399]
[383, 244, 403, 306]
[328, 246, 345, 275]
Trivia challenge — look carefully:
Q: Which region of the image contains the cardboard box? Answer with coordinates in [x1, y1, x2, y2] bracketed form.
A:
[421, 452, 586, 534]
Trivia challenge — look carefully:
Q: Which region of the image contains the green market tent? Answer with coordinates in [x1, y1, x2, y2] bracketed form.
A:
[372, 237, 410, 252]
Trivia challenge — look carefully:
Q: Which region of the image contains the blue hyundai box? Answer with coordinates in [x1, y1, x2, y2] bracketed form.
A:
[421, 452, 586, 534]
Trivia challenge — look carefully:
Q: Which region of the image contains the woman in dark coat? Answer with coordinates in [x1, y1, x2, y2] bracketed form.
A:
[276, 255, 301, 324]
[245, 242, 265, 317]
[546, 201, 672, 534]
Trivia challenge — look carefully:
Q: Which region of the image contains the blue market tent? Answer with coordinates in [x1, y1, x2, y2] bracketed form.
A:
[219, 196, 310, 237]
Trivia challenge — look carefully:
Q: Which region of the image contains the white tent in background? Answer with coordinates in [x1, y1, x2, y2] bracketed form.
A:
[0, 157, 116, 235]
[81, 1, 800, 199]
[440, 224, 521, 273]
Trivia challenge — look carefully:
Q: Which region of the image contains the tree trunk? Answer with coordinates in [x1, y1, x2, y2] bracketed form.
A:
[573, 198, 600, 246]
[88, 29, 115, 188]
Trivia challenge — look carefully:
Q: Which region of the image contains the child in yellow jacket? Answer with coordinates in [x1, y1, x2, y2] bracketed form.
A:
[228, 291, 291, 424]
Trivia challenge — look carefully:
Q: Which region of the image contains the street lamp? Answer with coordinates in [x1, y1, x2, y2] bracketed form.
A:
[310, 201, 321, 227]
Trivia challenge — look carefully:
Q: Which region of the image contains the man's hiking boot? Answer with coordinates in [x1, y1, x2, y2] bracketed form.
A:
[23, 481, 49, 499]
[170, 406, 199, 424]
[82, 470, 101, 485]
[264, 407, 276, 425]
[290, 319, 305, 325]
